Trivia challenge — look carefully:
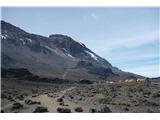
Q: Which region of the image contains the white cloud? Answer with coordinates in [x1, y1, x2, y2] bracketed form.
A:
[107, 49, 158, 62]
[123, 65, 160, 78]
[110, 31, 158, 48]
[86, 31, 159, 77]
[88, 31, 159, 57]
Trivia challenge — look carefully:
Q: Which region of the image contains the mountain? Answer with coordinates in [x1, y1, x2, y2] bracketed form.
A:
[1, 20, 142, 81]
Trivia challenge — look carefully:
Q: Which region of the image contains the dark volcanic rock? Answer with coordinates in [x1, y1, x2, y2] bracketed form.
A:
[74, 107, 83, 112]
[16, 95, 24, 101]
[25, 99, 41, 105]
[89, 108, 97, 113]
[57, 107, 71, 113]
[88, 67, 118, 78]
[98, 106, 112, 113]
[79, 79, 93, 84]
[145, 101, 159, 106]
[153, 91, 160, 98]
[57, 97, 63, 102]
[11, 102, 23, 110]
[33, 106, 48, 113]
[1, 68, 33, 78]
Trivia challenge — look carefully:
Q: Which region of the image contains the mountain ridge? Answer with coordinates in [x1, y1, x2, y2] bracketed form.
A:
[1, 20, 143, 81]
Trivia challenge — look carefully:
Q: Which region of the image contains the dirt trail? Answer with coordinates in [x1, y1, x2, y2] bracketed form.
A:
[1, 86, 77, 112]
[31, 86, 83, 112]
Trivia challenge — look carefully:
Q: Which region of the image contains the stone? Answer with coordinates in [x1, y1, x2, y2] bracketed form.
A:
[33, 106, 48, 113]
[25, 99, 40, 105]
[89, 108, 97, 113]
[57, 98, 63, 102]
[75, 107, 83, 112]
[153, 91, 160, 98]
[17, 95, 24, 100]
[57, 107, 71, 113]
[11, 102, 23, 110]
[98, 106, 112, 113]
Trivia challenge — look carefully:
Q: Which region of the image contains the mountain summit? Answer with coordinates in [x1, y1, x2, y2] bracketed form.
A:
[1, 21, 141, 81]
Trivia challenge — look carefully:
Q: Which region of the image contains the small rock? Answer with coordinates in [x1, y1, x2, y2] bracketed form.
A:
[79, 97, 82, 101]
[143, 90, 151, 96]
[92, 91, 97, 94]
[89, 108, 97, 113]
[32, 94, 38, 97]
[33, 106, 48, 113]
[12, 102, 23, 110]
[57, 107, 71, 113]
[98, 106, 112, 113]
[145, 101, 159, 106]
[62, 96, 65, 98]
[1, 93, 7, 99]
[57, 98, 63, 102]
[153, 91, 160, 98]
[8, 96, 14, 101]
[75, 107, 83, 112]
[144, 95, 149, 98]
[59, 102, 68, 106]
[124, 107, 129, 111]
[47, 93, 54, 98]
[147, 108, 154, 113]
[25, 99, 40, 105]
[69, 95, 74, 99]
[17, 95, 24, 100]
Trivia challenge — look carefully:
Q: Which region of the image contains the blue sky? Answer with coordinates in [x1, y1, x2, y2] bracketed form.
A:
[1, 7, 159, 77]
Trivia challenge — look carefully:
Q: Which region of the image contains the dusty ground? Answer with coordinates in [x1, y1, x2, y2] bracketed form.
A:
[1, 78, 160, 113]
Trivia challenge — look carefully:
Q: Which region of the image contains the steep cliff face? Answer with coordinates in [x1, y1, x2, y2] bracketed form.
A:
[1, 21, 142, 81]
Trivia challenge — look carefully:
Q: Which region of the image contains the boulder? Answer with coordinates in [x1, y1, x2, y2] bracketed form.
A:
[57, 97, 63, 102]
[89, 108, 97, 113]
[33, 106, 48, 113]
[75, 107, 83, 112]
[11, 102, 23, 110]
[57, 107, 71, 113]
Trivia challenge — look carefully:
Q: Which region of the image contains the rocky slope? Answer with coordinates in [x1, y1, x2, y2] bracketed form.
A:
[1, 20, 142, 81]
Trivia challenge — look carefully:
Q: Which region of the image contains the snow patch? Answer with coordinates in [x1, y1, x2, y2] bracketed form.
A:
[4, 34, 8, 37]
[20, 38, 25, 45]
[0, 34, 6, 39]
[44, 45, 57, 53]
[66, 53, 74, 59]
[62, 48, 67, 52]
[26, 38, 32, 43]
[79, 42, 85, 47]
[0, 33, 8, 39]
[44, 45, 75, 59]
[85, 50, 98, 61]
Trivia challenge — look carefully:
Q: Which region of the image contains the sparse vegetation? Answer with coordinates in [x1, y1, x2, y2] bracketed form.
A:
[146, 108, 154, 113]
[1, 76, 160, 113]
[98, 97, 112, 104]
[152, 91, 160, 98]
[98, 105, 112, 113]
